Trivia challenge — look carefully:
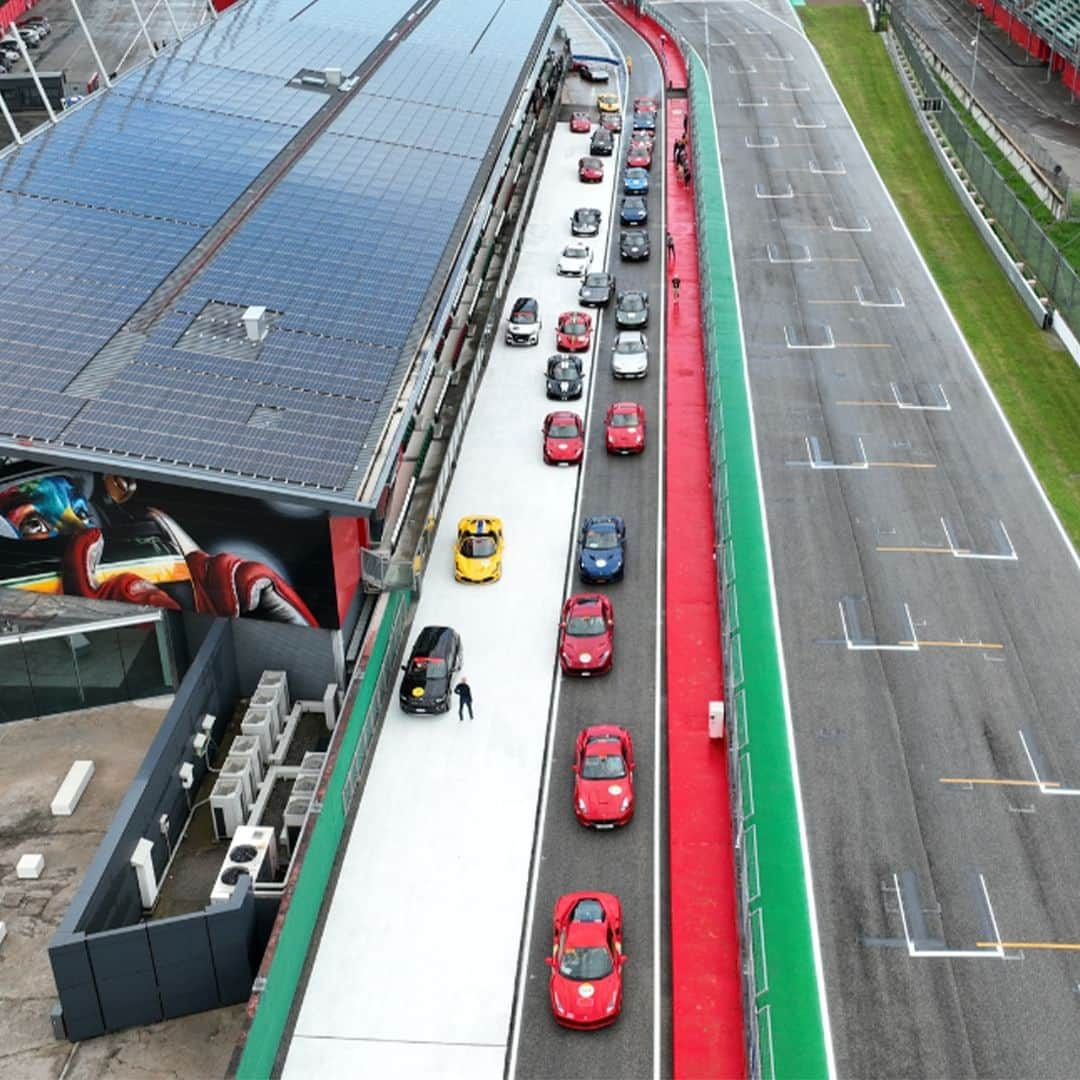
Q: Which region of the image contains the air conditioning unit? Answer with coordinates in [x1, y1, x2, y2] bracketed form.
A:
[229, 735, 264, 784]
[221, 756, 257, 806]
[251, 683, 287, 733]
[283, 795, 311, 855]
[258, 669, 289, 702]
[299, 751, 326, 777]
[240, 709, 274, 759]
[210, 825, 279, 904]
[210, 777, 248, 841]
[292, 775, 319, 801]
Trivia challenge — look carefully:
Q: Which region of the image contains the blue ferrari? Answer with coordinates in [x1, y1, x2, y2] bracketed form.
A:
[623, 167, 649, 195]
[578, 515, 627, 584]
[619, 196, 648, 226]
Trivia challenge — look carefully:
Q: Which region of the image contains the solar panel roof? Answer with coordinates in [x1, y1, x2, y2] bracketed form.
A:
[0, 0, 556, 508]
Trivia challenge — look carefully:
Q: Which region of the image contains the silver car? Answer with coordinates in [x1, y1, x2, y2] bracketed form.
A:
[611, 331, 648, 379]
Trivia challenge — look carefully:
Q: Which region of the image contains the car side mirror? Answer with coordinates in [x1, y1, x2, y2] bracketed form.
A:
[620, 955, 628, 966]
[560, 621, 567, 629]
[572, 763, 579, 773]
[545, 956, 555, 967]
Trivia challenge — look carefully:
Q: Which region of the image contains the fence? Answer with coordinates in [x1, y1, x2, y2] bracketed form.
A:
[893, 10, 1080, 327]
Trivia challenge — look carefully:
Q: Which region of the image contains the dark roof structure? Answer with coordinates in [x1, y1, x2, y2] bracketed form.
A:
[0, 0, 555, 509]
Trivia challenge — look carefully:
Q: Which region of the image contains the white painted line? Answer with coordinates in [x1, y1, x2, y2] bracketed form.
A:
[1018, 730, 1080, 796]
[809, 160, 847, 176]
[756, 183, 795, 199]
[695, 45, 838, 1080]
[890, 382, 951, 410]
[730, 64, 757, 74]
[981, 874, 1004, 955]
[780, 82, 810, 92]
[827, 215, 871, 232]
[763, 53, 795, 62]
[746, 134, 780, 148]
[892, 872, 1004, 958]
[739, 97, 769, 107]
[940, 517, 1018, 561]
[793, 118, 826, 129]
[784, 324, 835, 349]
[767, 242, 811, 264]
[892, 873, 914, 955]
[807, 434, 868, 470]
[855, 285, 903, 307]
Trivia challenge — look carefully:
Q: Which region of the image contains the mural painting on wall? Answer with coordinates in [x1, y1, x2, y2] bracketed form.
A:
[0, 462, 338, 628]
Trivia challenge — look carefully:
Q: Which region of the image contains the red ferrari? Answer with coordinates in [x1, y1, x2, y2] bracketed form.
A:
[543, 411, 585, 466]
[578, 156, 604, 182]
[604, 401, 646, 455]
[633, 96, 658, 113]
[600, 112, 622, 133]
[559, 592, 614, 675]
[574, 726, 635, 828]
[547, 892, 625, 1029]
[626, 142, 652, 170]
[556, 310, 592, 352]
[570, 112, 592, 133]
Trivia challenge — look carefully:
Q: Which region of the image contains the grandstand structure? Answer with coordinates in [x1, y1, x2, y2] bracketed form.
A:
[967, 0, 1080, 87]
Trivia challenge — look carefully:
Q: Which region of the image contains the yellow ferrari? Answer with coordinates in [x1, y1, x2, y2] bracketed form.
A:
[596, 93, 620, 114]
[454, 516, 503, 583]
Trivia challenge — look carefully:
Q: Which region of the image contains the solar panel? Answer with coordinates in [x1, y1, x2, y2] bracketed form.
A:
[0, 0, 555, 497]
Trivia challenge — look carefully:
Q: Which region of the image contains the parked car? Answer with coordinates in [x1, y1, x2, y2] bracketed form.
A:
[619, 229, 650, 261]
[633, 96, 658, 113]
[600, 112, 622, 134]
[506, 296, 541, 345]
[574, 726, 635, 827]
[454, 516, 504, 583]
[571, 207, 602, 237]
[578, 156, 604, 183]
[578, 515, 626, 584]
[570, 112, 592, 133]
[556, 310, 593, 352]
[581, 63, 611, 83]
[626, 142, 652, 170]
[615, 290, 649, 329]
[590, 127, 614, 157]
[596, 93, 620, 114]
[16, 26, 40, 47]
[399, 626, 463, 714]
[619, 197, 648, 226]
[611, 331, 648, 378]
[631, 111, 656, 133]
[557, 242, 592, 277]
[578, 272, 615, 308]
[623, 167, 649, 195]
[604, 401, 647, 453]
[546, 354, 584, 401]
[559, 593, 615, 676]
[543, 411, 585, 466]
[546, 893, 625, 1028]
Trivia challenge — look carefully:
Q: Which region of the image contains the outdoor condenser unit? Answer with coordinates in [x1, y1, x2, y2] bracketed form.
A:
[210, 777, 248, 840]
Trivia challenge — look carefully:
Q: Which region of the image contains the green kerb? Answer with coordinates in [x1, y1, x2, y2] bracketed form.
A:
[689, 49, 831, 1079]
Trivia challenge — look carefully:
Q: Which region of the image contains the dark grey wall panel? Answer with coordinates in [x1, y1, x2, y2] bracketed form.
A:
[208, 879, 257, 1004]
[48, 938, 104, 1040]
[87, 925, 162, 1030]
[148, 914, 219, 1018]
[231, 618, 341, 700]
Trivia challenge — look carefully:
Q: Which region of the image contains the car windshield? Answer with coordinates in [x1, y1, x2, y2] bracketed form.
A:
[584, 526, 616, 549]
[582, 752, 627, 780]
[512, 309, 536, 324]
[559, 945, 613, 980]
[623, 231, 646, 245]
[564, 245, 588, 259]
[549, 421, 579, 438]
[567, 613, 606, 636]
[562, 319, 588, 335]
[614, 338, 643, 354]
[461, 536, 497, 558]
[624, 199, 644, 210]
[582, 158, 600, 169]
[610, 411, 639, 427]
[550, 363, 578, 379]
[583, 273, 608, 287]
[408, 656, 447, 677]
[621, 295, 645, 311]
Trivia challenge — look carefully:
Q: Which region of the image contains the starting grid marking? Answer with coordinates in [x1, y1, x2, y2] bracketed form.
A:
[876, 517, 1017, 562]
[835, 595, 1004, 653]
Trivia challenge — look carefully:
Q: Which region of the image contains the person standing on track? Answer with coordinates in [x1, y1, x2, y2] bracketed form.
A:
[666, 231, 676, 263]
[671, 275, 681, 304]
[454, 676, 474, 721]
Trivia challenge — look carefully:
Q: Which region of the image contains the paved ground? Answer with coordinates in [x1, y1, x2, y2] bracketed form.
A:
[666, 0, 1080, 1075]
[511, 6, 672, 1078]
[0, 698, 242, 1080]
[902, 0, 1080, 187]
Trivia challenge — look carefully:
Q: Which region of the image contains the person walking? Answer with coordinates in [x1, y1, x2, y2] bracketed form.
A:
[666, 231, 676, 263]
[454, 677, 474, 721]
[671, 275, 681, 304]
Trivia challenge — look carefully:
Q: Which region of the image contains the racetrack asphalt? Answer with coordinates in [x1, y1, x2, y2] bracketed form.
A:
[511, 10, 672, 1079]
[668, 0, 1080, 1076]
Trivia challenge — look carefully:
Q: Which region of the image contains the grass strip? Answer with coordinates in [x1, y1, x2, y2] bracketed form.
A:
[802, 6, 1080, 544]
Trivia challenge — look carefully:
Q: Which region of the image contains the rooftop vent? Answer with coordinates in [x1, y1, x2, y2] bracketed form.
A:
[242, 306, 269, 343]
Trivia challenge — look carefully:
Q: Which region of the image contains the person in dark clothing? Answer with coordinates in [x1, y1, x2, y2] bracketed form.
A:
[454, 677, 474, 720]
[666, 232, 676, 262]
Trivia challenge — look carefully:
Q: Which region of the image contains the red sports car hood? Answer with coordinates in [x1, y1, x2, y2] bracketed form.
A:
[546, 436, 582, 462]
[577, 776, 630, 818]
[562, 630, 609, 666]
[607, 424, 642, 448]
[550, 970, 620, 1023]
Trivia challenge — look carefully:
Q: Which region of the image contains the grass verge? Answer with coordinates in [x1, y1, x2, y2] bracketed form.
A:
[801, 5, 1080, 545]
